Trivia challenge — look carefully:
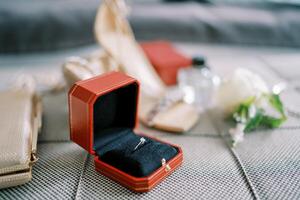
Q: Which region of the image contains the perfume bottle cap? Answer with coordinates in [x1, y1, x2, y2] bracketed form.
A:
[192, 56, 208, 69]
[192, 56, 206, 66]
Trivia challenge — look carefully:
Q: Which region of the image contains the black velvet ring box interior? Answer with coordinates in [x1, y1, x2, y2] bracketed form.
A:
[93, 83, 178, 177]
[69, 72, 183, 192]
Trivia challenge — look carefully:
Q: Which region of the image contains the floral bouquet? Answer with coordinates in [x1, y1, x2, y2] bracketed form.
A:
[216, 68, 287, 146]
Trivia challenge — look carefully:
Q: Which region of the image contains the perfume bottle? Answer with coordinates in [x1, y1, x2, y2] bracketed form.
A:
[177, 56, 220, 112]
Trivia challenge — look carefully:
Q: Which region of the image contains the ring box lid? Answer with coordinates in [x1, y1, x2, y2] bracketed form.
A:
[68, 72, 139, 155]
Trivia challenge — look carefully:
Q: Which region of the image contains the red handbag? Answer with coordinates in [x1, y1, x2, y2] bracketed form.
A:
[68, 71, 183, 192]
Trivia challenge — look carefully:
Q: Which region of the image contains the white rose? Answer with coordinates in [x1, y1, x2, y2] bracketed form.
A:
[216, 68, 269, 114]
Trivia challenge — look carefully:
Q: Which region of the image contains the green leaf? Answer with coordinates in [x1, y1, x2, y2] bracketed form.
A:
[231, 94, 287, 133]
[261, 93, 287, 129]
[268, 94, 285, 117]
[261, 115, 286, 128]
[244, 109, 264, 132]
[233, 96, 256, 123]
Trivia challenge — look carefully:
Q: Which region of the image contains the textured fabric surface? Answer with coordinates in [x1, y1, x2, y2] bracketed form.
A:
[235, 129, 300, 199]
[0, 142, 87, 200]
[1, 43, 300, 199]
[261, 54, 300, 81]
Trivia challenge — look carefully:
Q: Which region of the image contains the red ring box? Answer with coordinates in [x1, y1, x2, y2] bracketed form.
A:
[68, 71, 183, 192]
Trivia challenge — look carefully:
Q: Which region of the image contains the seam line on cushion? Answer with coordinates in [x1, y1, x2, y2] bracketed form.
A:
[258, 56, 287, 82]
[159, 134, 221, 139]
[226, 142, 260, 200]
[239, 125, 300, 134]
[73, 153, 90, 200]
[207, 111, 260, 200]
[287, 109, 300, 119]
[219, 133, 260, 200]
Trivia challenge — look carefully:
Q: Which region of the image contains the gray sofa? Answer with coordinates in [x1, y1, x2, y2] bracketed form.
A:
[1, 0, 300, 53]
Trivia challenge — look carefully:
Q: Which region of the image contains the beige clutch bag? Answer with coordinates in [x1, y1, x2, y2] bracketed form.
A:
[0, 88, 41, 189]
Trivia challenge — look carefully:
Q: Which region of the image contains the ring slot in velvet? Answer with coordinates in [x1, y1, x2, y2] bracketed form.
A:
[101, 139, 178, 177]
[95, 129, 178, 177]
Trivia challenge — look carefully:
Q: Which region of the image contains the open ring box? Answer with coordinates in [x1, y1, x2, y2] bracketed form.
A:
[68, 71, 183, 192]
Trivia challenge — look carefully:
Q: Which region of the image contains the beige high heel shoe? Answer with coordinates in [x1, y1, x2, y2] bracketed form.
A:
[63, 0, 198, 133]
[94, 0, 166, 98]
[94, 0, 198, 132]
